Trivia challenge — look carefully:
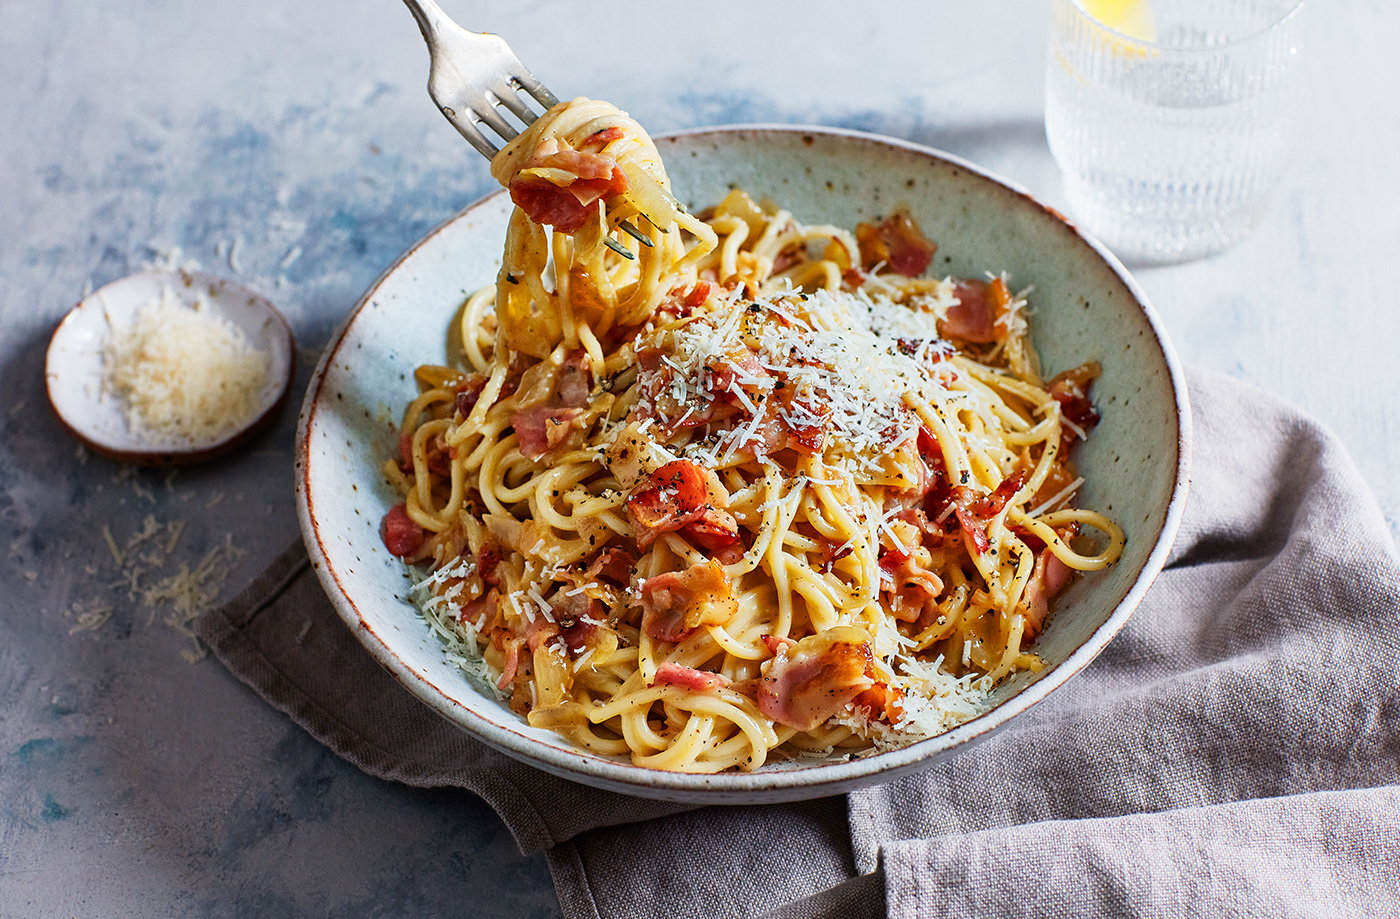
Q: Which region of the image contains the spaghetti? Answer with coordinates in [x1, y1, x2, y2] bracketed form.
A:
[380, 98, 1124, 773]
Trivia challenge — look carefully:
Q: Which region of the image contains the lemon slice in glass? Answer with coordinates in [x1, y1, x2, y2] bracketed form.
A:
[1082, 0, 1158, 43]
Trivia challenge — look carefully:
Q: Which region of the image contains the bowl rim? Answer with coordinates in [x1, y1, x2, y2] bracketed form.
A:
[295, 123, 1193, 802]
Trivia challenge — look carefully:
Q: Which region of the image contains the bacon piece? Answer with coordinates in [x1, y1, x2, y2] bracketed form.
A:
[684, 512, 744, 562]
[855, 208, 936, 276]
[1048, 362, 1101, 451]
[454, 374, 488, 418]
[680, 280, 712, 309]
[497, 637, 525, 690]
[381, 504, 425, 558]
[939, 279, 1001, 343]
[626, 460, 740, 553]
[555, 350, 593, 408]
[583, 545, 635, 588]
[582, 126, 624, 148]
[458, 588, 500, 631]
[815, 537, 853, 574]
[757, 626, 876, 731]
[508, 145, 629, 233]
[549, 586, 603, 653]
[938, 469, 1025, 558]
[513, 406, 585, 460]
[628, 460, 710, 534]
[511, 350, 594, 459]
[639, 558, 738, 643]
[560, 618, 596, 653]
[476, 542, 502, 587]
[509, 177, 595, 233]
[524, 613, 560, 652]
[780, 397, 829, 454]
[953, 506, 991, 556]
[851, 681, 905, 723]
[973, 470, 1027, 518]
[706, 349, 769, 400]
[771, 245, 804, 274]
[1021, 530, 1078, 641]
[761, 634, 796, 657]
[652, 662, 731, 693]
[880, 550, 945, 626]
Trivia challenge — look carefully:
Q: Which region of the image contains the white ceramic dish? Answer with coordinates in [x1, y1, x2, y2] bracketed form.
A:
[296, 126, 1192, 803]
[46, 270, 295, 464]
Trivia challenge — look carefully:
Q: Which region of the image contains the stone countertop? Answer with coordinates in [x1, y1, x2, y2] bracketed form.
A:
[2, 1, 1395, 915]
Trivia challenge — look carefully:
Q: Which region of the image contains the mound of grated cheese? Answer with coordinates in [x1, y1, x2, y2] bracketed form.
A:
[106, 286, 270, 443]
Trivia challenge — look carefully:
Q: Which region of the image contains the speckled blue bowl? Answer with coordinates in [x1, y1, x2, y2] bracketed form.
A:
[295, 126, 1192, 803]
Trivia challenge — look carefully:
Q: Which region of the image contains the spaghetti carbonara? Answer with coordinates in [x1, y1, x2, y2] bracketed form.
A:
[379, 98, 1123, 773]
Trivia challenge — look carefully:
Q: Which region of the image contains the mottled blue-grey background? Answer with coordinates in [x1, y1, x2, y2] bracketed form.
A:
[2, 1, 1395, 915]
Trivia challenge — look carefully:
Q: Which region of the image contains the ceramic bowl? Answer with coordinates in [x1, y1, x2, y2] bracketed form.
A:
[47, 270, 295, 464]
[295, 126, 1192, 803]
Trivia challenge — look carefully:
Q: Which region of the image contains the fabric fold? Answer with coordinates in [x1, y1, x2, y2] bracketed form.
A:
[881, 787, 1400, 919]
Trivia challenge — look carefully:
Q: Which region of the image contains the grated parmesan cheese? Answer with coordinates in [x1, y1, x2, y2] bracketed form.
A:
[105, 286, 270, 443]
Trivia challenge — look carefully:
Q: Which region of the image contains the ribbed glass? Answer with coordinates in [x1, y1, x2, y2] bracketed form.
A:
[1045, 0, 1305, 264]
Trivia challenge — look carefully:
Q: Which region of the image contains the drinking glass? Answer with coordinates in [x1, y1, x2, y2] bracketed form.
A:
[1045, 0, 1305, 264]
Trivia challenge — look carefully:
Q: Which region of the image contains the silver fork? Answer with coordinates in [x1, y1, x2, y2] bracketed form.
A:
[401, 0, 650, 257]
[401, 0, 560, 159]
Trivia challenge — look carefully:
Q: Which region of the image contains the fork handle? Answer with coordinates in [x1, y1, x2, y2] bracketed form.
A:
[401, 0, 450, 44]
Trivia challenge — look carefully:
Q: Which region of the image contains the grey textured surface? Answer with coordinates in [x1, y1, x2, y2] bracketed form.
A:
[2, 0, 1395, 915]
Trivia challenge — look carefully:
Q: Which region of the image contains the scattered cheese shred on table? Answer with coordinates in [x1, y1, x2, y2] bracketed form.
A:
[106, 286, 269, 442]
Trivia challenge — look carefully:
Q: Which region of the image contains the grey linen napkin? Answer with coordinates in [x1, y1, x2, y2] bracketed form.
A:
[196, 367, 1400, 919]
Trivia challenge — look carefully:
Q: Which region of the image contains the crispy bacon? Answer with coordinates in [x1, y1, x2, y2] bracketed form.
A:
[937, 469, 1025, 557]
[780, 396, 829, 454]
[652, 662, 730, 693]
[476, 542, 502, 587]
[683, 513, 744, 562]
[855, 208, 936, 276]
[1048, 362, 1101, 452]
[757, 627, 875, 731]
[581, 126, 624, 148]
[627, 460, 741, 554]
[938, 278, 1005, 343]
[508, 144, 629, 234]
[953, 506, 992, 556]
[974, 470, 1027, 518]
[639, 558, 738, 643]
[851, 681, 905, 723]
[680, 280, 712, 310]
[381, 504, 425, 558]
[627, 460, 709, 533]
